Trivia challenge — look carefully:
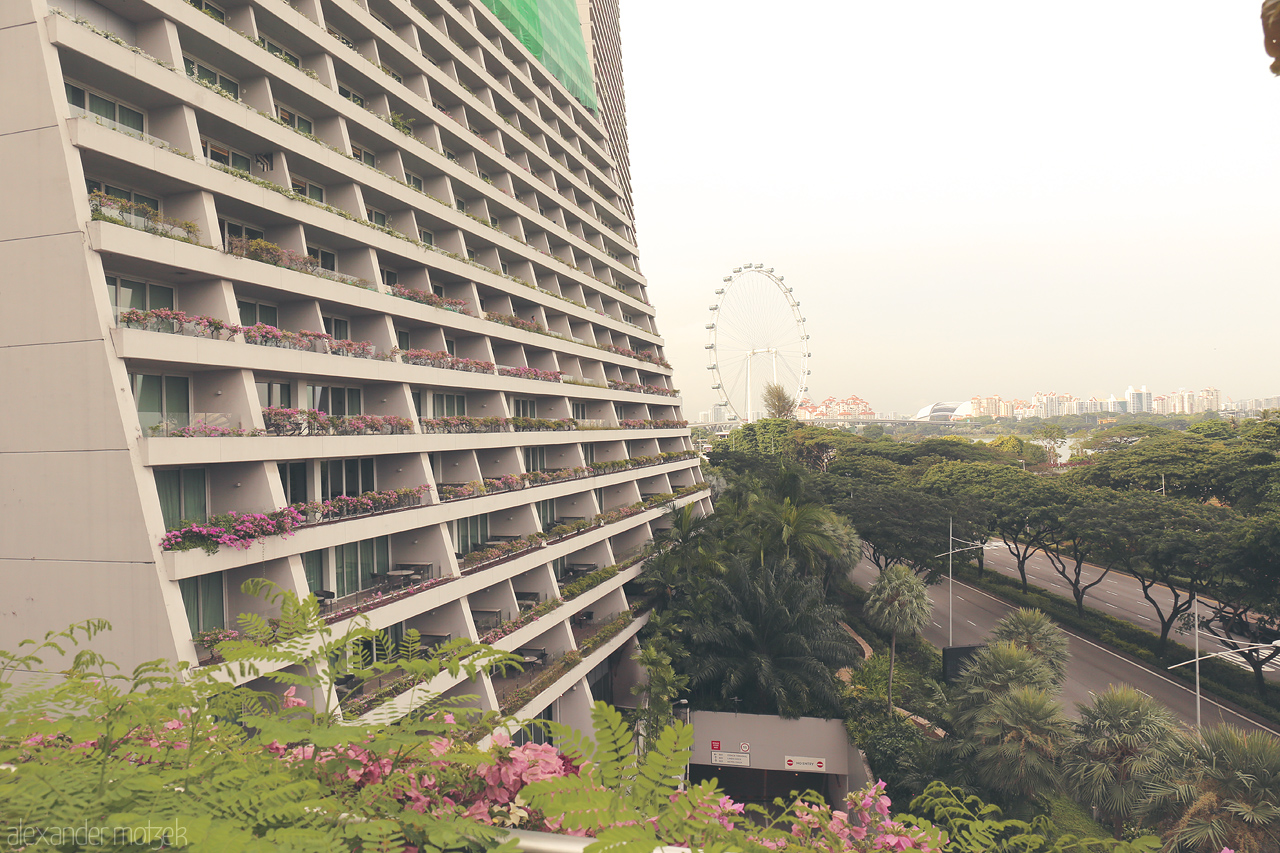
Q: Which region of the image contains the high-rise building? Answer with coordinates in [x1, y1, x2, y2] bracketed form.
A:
[0, 0, 705, 733]
[1124, 385, 1153, 414]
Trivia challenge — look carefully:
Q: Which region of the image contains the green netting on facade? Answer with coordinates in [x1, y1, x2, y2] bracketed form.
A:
[478, 0, 598, 111]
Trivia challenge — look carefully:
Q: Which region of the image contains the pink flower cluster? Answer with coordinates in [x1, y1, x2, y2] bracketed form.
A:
[617, 418, 689, 429]
[497, 365, 563, 383]
[399, 348, 496, 374]
[160, 507, 306, 553]
[121, 310, 389, 361]
[390, 283, 474, 315]
[119, 308, 231, 338]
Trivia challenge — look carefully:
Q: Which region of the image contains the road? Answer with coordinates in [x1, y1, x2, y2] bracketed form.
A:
[975, 546, 1279, 684]
[849, 560, 1277, 736]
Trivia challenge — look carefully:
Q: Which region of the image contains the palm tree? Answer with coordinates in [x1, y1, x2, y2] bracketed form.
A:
[952, 640, 1057, 731]
[970, 685, 1072, 803]
[989, 608, 1071, 685]
[1144, 725, 1280, 853]
[685, 558, 859, 718]
[1061, 685, 1181, 840]
[755, 496, 840, 574]
[863, 564, 932, 713]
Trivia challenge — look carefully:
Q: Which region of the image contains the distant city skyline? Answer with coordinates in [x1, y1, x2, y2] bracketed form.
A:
[622, 2, 1280, 417]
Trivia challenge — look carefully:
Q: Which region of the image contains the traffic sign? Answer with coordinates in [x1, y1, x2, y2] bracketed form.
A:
[710, 740, 721, 751]
[783, 755, 827, 771]
[739, 742, 750, 753]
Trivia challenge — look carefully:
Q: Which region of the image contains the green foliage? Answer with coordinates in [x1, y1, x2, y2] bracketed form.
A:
[908, 782, 1161, 852]
[989, 608, 1072, 685]
[864, 564, 933, 712]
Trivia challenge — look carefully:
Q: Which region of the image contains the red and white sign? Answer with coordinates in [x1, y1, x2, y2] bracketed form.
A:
[710, 740, 721, 751]
[784, 755, 827, 771]
[740, 742, 750, 753]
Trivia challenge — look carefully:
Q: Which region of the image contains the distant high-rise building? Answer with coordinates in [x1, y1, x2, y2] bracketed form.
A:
[1125, 385, 1153, 414]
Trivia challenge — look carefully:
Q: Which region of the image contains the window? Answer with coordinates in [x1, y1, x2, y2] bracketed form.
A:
[302, 550, 325, 593]
[582, 443, 595, 465]
[220, 219, 265, 246]
[536, 498, 555, 531]
[201, 137, 250, 172]
[396, 329, 410, 350]
[406, 172, 423, 192]
[571, 402, 587, 421]
[306, 245, 336, 271]
[524, 446, 546, 472]
[499, 260, 509, 275]
[155, 468, 207, 529]
[238, 300, 278, 328]
[105, 275, 173, 316]
[367, 207, 387, 228]
[512, 398, 537, 418]
[321, 457, 375, 499]
[623, 314, 635, 326]
[131, 373, 189, 430]
[511, 705, 554, 746]
[309, 384, 362, 416]
[278, 461, 308, 504]
[443, 338, 456, 355]
[351, 143, 376, 166]
[432, 284, 445, 297]
[419, 229, 434, 246]
[452, 514, 489, 556]
[480, 171, 491, 182]
[179, 572, 225, 636]
[444, 149, 457, 162]
[594, 487, 604, 511]
[338, 83, 365, 108]
[65, 82, 144, 133]
[276, 105, 313, 135]
[383, 66, 403, 84]
[256, 379, 292, 408]
[411, 390, 423, 416]
[614, 402, 625, 420]
[184, 59, 238, 98]
[292, 177, 324, 202]
[85, 179, 158, 214]
[327, 27, 354, 48]
[381, 269, 399, 287]
[466, 249, 476, 261]
[260, 37, 300, 68]
[334, 536, 389, 597]
[187, 0, 225, 22]
[433, 393, 466, 417]
[455, 198, 467, 213]
[322, 315, 349, 340]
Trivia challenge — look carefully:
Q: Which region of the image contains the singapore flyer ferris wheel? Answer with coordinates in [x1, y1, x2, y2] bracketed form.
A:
[705, 264, 811, 422]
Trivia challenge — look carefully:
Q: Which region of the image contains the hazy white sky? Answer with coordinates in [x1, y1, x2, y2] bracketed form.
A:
[620, 1, 1280, 417]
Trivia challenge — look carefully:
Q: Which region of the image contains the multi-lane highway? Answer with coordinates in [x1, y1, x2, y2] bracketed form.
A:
[848, 560, 1278, 736]
[975, 547, 1278, 683]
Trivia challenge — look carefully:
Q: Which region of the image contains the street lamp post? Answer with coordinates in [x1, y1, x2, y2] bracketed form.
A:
[934, 518, 1000, 647]
[1168, 601, 1280, 730]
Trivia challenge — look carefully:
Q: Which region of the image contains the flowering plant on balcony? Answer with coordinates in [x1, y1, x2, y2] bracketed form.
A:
[438, 482, 481, 500]
[509, 417, 575, 431]
[497, 365, 562, 382]
[399, 348, 495, 374]
[483, 473, 527, 493]
[160, 506, 306, 553]
[418, 415, 508, 434]
[322, 575, 454, 624]
[607, 379, 678, 397]
[118, 308, 234, 339]
[460, 532, 547, 569]
[523, 467, 590, 486]
[486, 312, 545, 334]
[327, 337, 376, 358]
[300, 485, 430, 523]
[151, 420, 265, 438]
[389, 283, 474, 314]
[89, 191, 200, 243]
[239, 322, 303, 348]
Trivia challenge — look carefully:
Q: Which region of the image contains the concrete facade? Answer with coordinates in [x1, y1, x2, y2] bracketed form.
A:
[0, 0, 705, 731]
